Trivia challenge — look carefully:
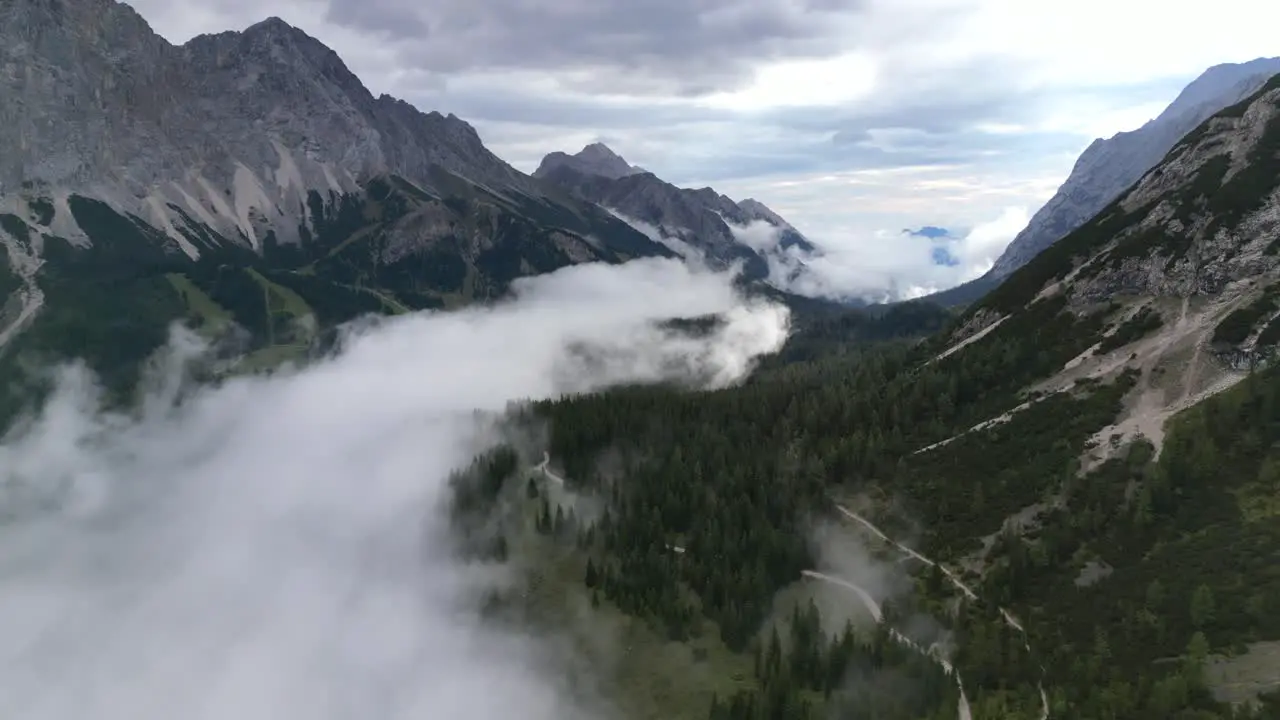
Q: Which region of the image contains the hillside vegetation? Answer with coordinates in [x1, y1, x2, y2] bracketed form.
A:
[442, 74, 1280, 720]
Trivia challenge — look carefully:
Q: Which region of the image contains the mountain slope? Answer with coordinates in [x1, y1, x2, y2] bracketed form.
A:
[922, 59, 1280, 310]
[0, 0, 687, 406]
[941, 71, 1280, 452]
[535, 143, 816, 279]
[0, 0, 669, 272]
[989, 57, 1280, 280]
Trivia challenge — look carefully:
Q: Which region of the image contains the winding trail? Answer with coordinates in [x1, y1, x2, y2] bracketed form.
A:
[533, 453, 1046, 718]
[802, 569, 972, 720]
[801, 570, 882, 623]
[535, 454, 975, 717]
[535, 451, 564, 485]
[833, 504, 1050, 720]
[535, 454, 686, 554]
[833, 505, 978, 601]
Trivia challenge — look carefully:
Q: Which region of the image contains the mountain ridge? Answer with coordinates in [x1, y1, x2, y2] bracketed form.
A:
[0, 0, 651, 259]
[0, 0, 889, 424]
[932, 71, 1280, 470]
[534, 142, 818, 282]
[988, 57, 1280, 280]
[923, 59, 1280, 309]
[0, 0, 702, 412]
[534, 142, 646, 180]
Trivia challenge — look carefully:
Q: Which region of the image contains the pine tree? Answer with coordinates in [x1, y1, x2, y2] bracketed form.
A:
[1190, 584, 1216, 629]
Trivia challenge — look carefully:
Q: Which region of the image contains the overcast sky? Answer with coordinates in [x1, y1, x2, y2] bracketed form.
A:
[127, 0, 1278, 291]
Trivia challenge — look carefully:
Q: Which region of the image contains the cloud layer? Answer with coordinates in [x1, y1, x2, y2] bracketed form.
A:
[726, 207, 1028, 300]
[0, 258, 788, 720]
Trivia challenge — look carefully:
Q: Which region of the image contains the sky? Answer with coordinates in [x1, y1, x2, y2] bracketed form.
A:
[0, 258, 789, 719]
[124, 0, 1280, 293]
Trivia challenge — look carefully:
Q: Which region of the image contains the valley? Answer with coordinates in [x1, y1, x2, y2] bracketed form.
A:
[2, 1, 1280, 719]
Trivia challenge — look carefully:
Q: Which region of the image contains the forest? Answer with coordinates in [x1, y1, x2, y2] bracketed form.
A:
[447, 296, 1280, 719]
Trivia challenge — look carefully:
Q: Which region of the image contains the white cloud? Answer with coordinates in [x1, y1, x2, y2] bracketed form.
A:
[951, 206, 1029, 270]
[699, 52, 880, 111]
[603, 208, 709, 269]
[948, 0, 1279, 88]
[0, 258, 788, 720]
[1035, 100, 1171, 139]
[726, 206, 1028, 301]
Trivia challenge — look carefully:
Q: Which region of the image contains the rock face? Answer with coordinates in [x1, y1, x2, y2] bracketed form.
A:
[1063, 80, 1280, 305]
[974, 73, 1280, 352]
[0, 0, 682, 408]
[987, 57, 1280, 280]
[535, 143, 815, 277]
[0, 0, 661, 265]
[929, 77, 1280, 473]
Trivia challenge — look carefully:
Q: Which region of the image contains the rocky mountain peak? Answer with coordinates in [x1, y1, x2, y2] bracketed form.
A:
[737, 198, 794, 229]
[579, 142, 626, 163]
[184, 15, 362, 93]
[0, 0, 553, 244]
[533, 142, 642, 180]
[243, 15, 298, 37]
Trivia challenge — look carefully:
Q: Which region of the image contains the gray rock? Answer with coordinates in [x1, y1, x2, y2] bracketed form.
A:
[533, 142, 644, 181]
[535, 144, 816, 278]
[1064, 81, 1280, 305]
[0, 0, 564, 256]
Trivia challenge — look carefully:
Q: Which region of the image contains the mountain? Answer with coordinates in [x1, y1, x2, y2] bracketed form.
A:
[914, 69, 1280, 497]
[454, 73, 1280, 720]
[533, 142, 646, 180]
[0, 2, 654, 256]
[0, 0, 683, 403]
[990, 57, 1280, 279]
[925, 57, 1280, 308]
[534, 143, 817, 279]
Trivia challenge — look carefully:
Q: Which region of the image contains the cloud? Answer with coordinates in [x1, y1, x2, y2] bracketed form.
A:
[602, 208, 709, 269]
[0, 258, 788, 719]
[324, 0, 871, 97]
[727, 207, 1028, 301]
[930, 247, 960, 267]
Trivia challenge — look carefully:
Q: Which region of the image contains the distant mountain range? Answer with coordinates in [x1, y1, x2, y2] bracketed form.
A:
[533, 143, 816, 280]
[927, 56, 1280, 307]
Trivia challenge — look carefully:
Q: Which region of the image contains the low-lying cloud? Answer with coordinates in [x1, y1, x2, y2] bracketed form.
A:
[726, 207, 1030, 301]
[0, 258, 789, 720]
[603, 208, 709, 269]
